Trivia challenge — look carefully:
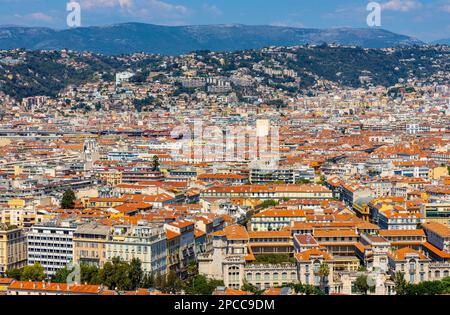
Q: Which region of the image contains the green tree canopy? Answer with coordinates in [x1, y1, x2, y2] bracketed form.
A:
[61, 190, 76, 209]
[21, 263, 46, 281]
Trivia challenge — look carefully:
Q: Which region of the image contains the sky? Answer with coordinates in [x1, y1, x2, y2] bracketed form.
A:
[0, 0, 449, 42]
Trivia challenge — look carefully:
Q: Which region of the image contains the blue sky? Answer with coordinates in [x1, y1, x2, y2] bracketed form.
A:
[0, 0, 449, 41]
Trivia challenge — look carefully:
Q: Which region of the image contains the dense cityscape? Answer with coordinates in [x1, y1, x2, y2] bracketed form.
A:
[0, 41, 449, 297]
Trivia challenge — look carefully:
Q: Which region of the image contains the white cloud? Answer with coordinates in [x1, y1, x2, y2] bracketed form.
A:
[203, 4, 222, 17]
[75, 0, 133, 10]
[73, 0, 190, 21]
[29, 12, 53, 22]
[381, 0, 423, 12]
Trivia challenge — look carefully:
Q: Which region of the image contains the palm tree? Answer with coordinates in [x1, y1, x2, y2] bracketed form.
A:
[317, 263, 330, 294]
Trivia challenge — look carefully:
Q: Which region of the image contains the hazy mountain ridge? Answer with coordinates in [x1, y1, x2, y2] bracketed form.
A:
[0, 23, 426, 55]
[433, 38, 450, 45]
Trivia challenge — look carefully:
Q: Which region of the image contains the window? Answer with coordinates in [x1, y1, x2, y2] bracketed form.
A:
[228, 266, 240, 283]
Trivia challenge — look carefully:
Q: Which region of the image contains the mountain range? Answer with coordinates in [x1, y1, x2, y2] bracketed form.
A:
[0, 23, 427, 55]
[433, 38, 450, 45]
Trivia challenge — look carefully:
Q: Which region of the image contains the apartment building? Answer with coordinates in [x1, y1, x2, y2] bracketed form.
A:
[198, 225, 252, 289]
[106, 223, 167, 274]
[388, 247, 430, 284]
[379, 229, 426, 250]
[422, 202, 450, 227]
[251, 209, 306, 232]
[27, 221, 77, 276]
[356, 234, 390, 272]
[313, 229, 359, 257]
[295, 249, 334, 290]
[164, 220, 196, 277]
[248, 231, 293, 254]
[249, 167, 315, 184]
[0, 224, 27, 274]
[73, 223, 110, 267]
[201, 184, 333, 200]
[378, 211, 424, 230]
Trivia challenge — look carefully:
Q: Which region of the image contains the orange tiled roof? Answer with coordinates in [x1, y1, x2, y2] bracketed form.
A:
[212, 224, 249, 241]
[8, 281, 102, 294]
[422, 223, 450, 238]
[295, 249, 333, 261]
[388, 247, 429, 261]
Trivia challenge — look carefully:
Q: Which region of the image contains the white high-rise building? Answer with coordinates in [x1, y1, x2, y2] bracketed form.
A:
[27, 221, 77, 276]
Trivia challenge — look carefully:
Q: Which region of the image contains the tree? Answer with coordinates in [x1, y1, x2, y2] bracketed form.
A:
[81, 264, 100, 284]
[129, 258, 144, 290]
[6, 268, 22, 280]
[151, 155, 160, 171]
[61, 190, 76, 209]
[154, 272, 165, 290]
[354, 275, 371, 295]
[52, 266, 71, 283]
[288, 283, 323, 295]
[404, 280, 448, 295]
[393, 271, 408, 295]
[184, 275, 224, 295]
[98, 258, 132, 291]
[142, 272, 155, 289]
[165, 270, 182, 294]
[52, 263, 100, 284]
[241, 281, 262, 295]
[21, 263, 46, 281]
[318, 263, 330, 293]
[258, 200, 278, 209]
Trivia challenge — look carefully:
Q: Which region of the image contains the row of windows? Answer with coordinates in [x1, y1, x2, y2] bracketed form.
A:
[28, 243, 73, 248]
[28, 236, 72, 241]
[250, 238, 290, 243]
[246, 272, 296, 281]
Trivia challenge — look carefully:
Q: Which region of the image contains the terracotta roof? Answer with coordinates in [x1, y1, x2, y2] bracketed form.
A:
[248, 231, 291, 238]
[379, 229, 425, 237]
[254, 209, 306, 218]
[388, 247, 429, 261]
[8, 281, 102, 294]
[0, 278, 14, 285]
[313, 230, 358, 237]
[422, 223, 450, 238]
[422, 242, 450, 259]
[295, 249, 333, 261]
[212, 224, 249, 240]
